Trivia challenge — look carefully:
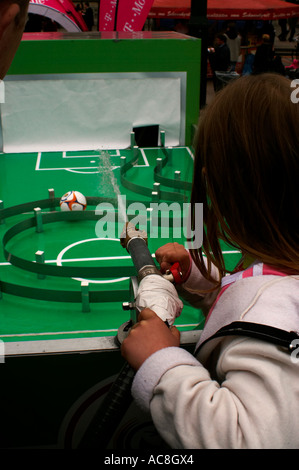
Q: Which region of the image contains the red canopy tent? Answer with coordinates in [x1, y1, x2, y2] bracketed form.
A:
[28, 0, 155, 33]
[148, 0, 299, 20]
[28, 0, 88, 32]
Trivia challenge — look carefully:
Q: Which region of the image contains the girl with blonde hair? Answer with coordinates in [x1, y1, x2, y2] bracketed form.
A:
[122, 73, 299, 449]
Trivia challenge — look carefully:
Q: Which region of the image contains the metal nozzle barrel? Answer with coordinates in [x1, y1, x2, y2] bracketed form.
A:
[120, 222, 161, 281]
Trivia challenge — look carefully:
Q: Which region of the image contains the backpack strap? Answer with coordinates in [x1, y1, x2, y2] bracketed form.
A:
[196, 321, 299, 356]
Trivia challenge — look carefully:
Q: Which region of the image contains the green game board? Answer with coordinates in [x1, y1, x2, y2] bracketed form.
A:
[0, 144, 241, 348]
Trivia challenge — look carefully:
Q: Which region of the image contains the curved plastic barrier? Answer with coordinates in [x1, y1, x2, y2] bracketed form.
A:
[0, 197, 134, 305]
[120, 146, 192, 202]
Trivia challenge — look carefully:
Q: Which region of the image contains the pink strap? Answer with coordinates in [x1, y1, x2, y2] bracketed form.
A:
[205, 262, 291, 326]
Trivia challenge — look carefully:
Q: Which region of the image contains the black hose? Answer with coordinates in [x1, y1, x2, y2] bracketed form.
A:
[78, 229, 159, 449]
[126, 237, 157, 274]
[78, 361, 135, 449]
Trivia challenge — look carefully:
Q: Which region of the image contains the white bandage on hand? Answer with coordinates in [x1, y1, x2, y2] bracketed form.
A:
[136, 274, 183, 326]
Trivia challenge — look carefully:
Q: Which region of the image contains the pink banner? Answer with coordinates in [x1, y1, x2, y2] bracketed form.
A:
[99, 0, 118, 31]
[99, 0, 154, 31]
[116, 0, 155, 31]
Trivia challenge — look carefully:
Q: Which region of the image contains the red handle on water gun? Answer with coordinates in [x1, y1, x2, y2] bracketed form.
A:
[166, 252, 192, 285]
[169, 262, 184, 284]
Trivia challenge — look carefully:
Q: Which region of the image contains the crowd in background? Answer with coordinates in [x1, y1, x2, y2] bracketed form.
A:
[23, 3, 299, 84]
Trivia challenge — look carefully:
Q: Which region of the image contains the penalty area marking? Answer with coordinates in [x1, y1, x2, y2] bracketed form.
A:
[35, 148, 150, 174]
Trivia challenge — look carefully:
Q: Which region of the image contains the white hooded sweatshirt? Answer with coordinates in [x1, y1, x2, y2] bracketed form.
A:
[131, 261, 299, 449]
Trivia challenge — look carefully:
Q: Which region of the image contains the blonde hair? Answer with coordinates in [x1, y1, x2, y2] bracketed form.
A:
[190, 73, 299, 286]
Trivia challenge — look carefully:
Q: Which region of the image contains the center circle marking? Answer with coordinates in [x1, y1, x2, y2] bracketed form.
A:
[56, 238, 130, 284]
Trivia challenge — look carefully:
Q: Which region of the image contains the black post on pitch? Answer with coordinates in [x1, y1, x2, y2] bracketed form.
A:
[189, 0, 208, 109]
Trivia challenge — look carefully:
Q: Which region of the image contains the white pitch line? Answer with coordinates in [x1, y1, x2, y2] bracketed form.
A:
[0, 324, 202, 339]
[0, 256, 132, 267]
[138, 148, 150, 167]
[62, 150, 121, 159]
[37, 166, 100, 171]
[0, 250, 240, 267]
[35, 152, 42, 171]
[46, 255, 132, 263]
[0, 328, 118, 338]
[0, 256, 132, 266]
[186, 147, 194, 160]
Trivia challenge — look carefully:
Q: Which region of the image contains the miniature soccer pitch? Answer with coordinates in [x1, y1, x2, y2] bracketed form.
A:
[0, 144, 242, 350]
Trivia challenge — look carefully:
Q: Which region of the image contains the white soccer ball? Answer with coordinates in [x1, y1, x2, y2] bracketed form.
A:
[60, 191, 87, 211]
